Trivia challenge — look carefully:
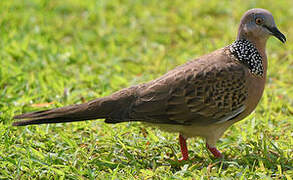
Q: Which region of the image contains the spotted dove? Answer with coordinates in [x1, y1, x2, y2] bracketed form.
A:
[13, 8, 286, 160]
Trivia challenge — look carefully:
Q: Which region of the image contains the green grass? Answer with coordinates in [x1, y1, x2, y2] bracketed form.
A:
[0, 0, 292, 179]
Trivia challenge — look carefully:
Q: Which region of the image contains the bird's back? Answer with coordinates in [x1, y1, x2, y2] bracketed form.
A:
[106, 47, 249, 126]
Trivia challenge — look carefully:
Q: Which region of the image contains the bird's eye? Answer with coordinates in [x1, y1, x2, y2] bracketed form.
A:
[255, 18, 263, 25]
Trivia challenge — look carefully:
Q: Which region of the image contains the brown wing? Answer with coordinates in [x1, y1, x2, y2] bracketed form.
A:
[126, 58, 248, 125]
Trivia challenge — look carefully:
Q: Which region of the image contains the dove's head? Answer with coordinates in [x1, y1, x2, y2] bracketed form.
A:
[237, 8, 286, 44]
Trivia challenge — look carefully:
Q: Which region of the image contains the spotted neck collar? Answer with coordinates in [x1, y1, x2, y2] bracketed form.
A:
[229, 39, 264, 77]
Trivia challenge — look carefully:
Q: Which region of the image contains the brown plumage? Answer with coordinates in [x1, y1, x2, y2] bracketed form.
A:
[13, 8, 286, 160]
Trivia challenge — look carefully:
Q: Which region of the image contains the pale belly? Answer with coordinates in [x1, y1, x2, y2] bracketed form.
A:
[144, 120, 236, 147]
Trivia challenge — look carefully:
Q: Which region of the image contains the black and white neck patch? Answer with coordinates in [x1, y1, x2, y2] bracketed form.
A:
[229, 39, 264, 77]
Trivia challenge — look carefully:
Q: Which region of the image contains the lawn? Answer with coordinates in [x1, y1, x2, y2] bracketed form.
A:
[0, 0, 292, 179]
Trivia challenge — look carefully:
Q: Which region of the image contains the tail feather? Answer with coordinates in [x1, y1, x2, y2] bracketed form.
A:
[13, 98, 112, 126]
[13, 87, 137, 126]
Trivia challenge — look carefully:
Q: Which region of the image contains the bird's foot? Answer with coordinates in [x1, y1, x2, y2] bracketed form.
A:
[206, 143, 223, 158]
[178, 156, 189, 162]
[179, 134, 189, 161]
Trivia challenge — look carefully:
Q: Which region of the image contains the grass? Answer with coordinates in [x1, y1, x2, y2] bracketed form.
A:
[0, 0, 292, 179]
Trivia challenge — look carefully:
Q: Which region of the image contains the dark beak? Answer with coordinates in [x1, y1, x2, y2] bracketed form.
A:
[265, 26, 286, 43]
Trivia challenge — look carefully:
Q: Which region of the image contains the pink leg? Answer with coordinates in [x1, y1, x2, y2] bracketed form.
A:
[206, 143, 223, 158]
[179, 134, 189, 161]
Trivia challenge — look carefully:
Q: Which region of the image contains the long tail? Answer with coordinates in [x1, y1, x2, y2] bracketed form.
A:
[13, 89, 136, 126]
[12, 98, 108, 126]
